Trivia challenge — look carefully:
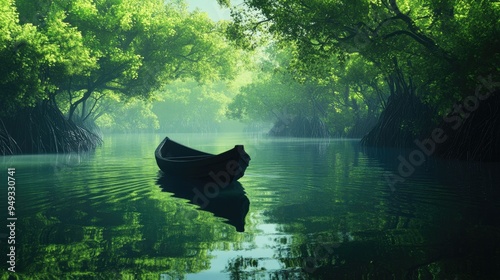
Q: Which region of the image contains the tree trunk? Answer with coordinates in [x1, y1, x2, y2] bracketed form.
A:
[68, 89, 93, 122]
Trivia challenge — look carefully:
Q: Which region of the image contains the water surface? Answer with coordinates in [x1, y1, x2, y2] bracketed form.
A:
[1, 133, 499, 279]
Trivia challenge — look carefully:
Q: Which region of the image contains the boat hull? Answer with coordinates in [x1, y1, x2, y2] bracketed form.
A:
[155, 137, 250, 184]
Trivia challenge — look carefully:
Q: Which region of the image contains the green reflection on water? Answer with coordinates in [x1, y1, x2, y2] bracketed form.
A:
[1, 134, 246, 279]
[1, 134, 499, 279]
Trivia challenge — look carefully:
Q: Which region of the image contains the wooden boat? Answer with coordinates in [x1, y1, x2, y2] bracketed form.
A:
[155, 137, 250, 183]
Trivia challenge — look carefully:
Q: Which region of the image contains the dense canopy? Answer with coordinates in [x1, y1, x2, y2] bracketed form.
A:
[1, 0, 499, 159]
[0, 0, 241, 153]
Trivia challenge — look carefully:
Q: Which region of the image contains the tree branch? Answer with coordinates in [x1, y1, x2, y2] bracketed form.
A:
[82, 93, 105, 122]
[384, 0, 456, 64]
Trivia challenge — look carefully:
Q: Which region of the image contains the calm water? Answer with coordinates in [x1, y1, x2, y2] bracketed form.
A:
[1, 133, 499, 279]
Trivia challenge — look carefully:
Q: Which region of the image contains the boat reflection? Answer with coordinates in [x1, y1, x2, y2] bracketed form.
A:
[157, 173, 250, 232]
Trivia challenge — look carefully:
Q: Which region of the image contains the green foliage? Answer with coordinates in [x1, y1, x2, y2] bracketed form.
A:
[95, 96, 160, 132]
[2, 0, 241, 126]
[227, 47, 319, 121]
[231, 0, 499, 105]
[217, 0, 231, 8]
[227, 45, 384, 137]
[0, 0, 47, 115]
[153, 80, 235, 133]
[223, 0, 499, 141]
